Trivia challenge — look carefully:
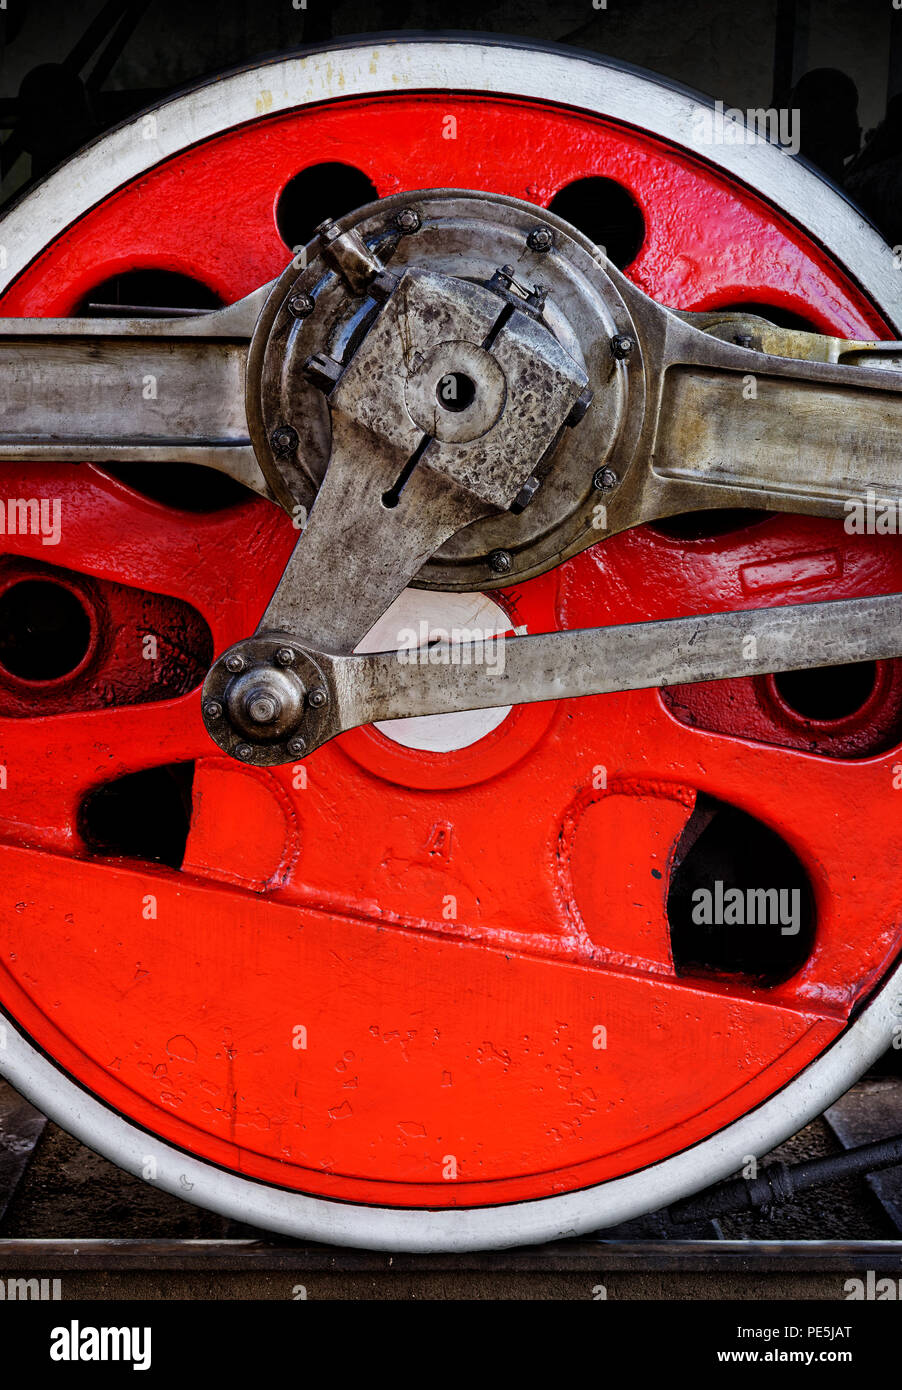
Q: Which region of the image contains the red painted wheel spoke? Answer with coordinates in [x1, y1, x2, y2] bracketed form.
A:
[0, 698, 207, 847]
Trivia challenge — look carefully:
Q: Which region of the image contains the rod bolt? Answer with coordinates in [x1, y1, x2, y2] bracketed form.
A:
[610, 333, 634, 360]
[270, 425, 299, 457]
[593, 468, 619, 491]
[488, 548, 513, 575]
[288, 292, 315, 318]
[396, 207, 421, 234]
[527, 227, 553, 253]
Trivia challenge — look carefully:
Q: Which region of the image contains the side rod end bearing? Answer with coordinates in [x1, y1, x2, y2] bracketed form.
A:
[202, 635, 332, 766]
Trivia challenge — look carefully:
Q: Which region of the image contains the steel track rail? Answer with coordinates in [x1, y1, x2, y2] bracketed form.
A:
[0, 1237, 901, 1273]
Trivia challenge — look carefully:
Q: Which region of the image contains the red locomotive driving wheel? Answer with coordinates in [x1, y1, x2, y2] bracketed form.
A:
[0, 38, 900, 1250]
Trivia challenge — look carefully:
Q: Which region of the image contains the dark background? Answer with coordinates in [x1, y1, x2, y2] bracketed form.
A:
[0, 0, 901, 237]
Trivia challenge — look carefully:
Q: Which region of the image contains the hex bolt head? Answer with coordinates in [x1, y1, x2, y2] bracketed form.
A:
[275, 647, 295, 667]
[307, 687, 328, 709]
[396, 207, 421, 234]
[270, 425, 299, 457]
[610, 333, 635, 360]
[593, 467, 619, 491]
[287, 736, 307, 756]
[225, 654, 245, 674]
[203, 700, 222, 721]
[287, 292, 315, 318]
[488, 548, 513, 575]
[527, 227, 553, 253]
[235, 743, 254, 761]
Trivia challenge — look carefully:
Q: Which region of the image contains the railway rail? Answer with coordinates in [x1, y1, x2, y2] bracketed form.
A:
[2, 1072, 902, 1298]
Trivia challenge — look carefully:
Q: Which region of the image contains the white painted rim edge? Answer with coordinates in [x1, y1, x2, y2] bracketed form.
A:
[0, 37, 899, 1251]
[0, 38, 898, 327]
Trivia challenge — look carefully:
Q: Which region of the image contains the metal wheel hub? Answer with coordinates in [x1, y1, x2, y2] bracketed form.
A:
[249, 190, 633, 593]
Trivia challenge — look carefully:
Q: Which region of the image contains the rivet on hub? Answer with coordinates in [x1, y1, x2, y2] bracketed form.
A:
[270, 425, 299, 457]
[488, 548, 513, 575]
[307, 687, 328, 709]
[275, 647, 295, 667]
[203, 700, 222, 720]
[610, 333, 634, 360]
[287, 292, 315, 318]
[527, 227, 553, 253]
[235, 743, 254, 761]
[395, 207, 421, 235]
[287, 736, 307, 756]
[225, 654, 244, 674]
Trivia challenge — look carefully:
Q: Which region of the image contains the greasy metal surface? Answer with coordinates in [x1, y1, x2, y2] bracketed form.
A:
[7, 196, 902, 606]
[266, 594, 902, 759]
[247, 189, 631, 592]
[2, 45, 902, 1250]
[248, 235, 592, 647]
[0, 291, 271, 496]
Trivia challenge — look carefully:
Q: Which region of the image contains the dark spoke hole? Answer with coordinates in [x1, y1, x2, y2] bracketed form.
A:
[79, 764, 195, 869]
[547, 176, 645, 269]
[99, 462, 253, 513]
[73, 269, 223, 318]
[667, 795, 814, 984]
[436, 371, 476, 412]
[710, 300, 822, 332]
[651, 509, 771, 540]
[276, 162, 378, 251]
[773, 661, 877, 722]
[0, 579, 91, 680]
